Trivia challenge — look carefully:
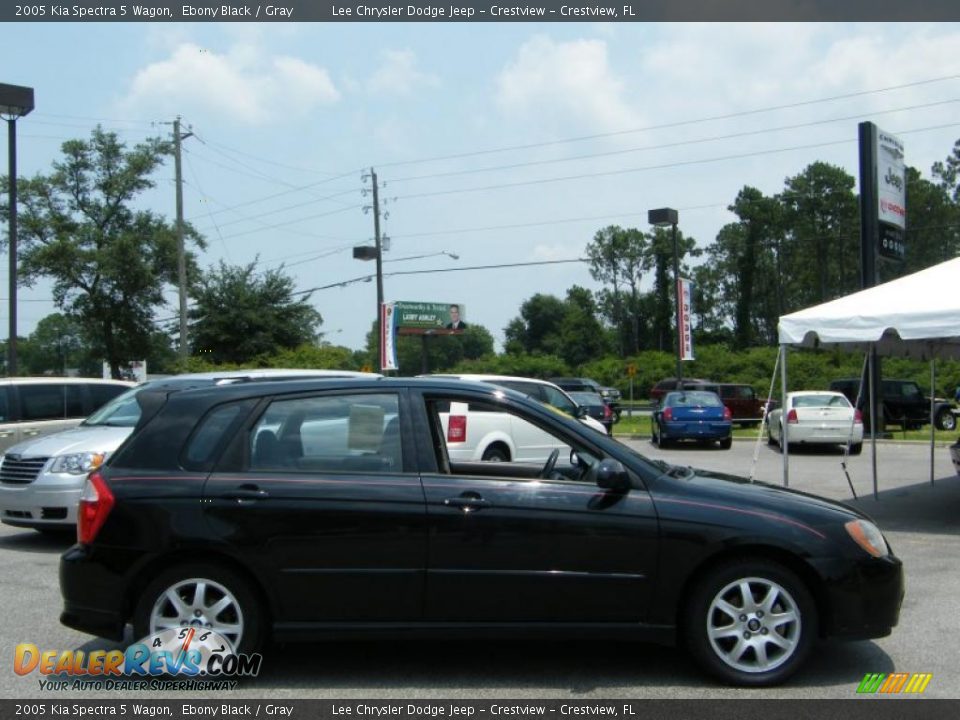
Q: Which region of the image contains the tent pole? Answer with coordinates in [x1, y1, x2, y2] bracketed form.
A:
[930, 357, 936, 487]
[869, 346, 878, 500]
[780, 343, 789, 488]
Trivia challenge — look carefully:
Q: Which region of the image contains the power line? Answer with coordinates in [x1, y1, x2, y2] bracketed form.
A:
[191, 186, 363, 234]
[374, 74, 960, 170]
[194, 135, 344, 177]
[183, 151, 231, 261]
[392, 122, 960, 202]
[211, 203, 364, 243]
[388, 98, 960, 185]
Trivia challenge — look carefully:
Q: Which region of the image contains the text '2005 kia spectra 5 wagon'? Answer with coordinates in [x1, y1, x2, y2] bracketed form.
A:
[60, 377, 903, 686]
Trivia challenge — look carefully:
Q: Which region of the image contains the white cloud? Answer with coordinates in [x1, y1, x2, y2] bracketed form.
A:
[367, 49, 439, 95]
[118, 43, 339, 124]
[496, 36, 641, 133]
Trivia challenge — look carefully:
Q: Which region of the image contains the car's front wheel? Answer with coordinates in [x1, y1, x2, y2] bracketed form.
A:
[134, 564, 264, 654]
[684, 558, 816, 686]
[936, 408, 957, 431]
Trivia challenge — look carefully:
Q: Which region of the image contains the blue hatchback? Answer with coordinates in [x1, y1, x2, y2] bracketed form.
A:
[653, 390, 733, 449]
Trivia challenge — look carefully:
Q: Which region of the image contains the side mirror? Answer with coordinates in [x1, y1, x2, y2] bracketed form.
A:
[596, 458, 630, 491]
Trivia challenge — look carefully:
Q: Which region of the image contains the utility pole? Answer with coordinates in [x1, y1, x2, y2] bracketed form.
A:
[370, 167, 385, 373]
[172, 117, 192, 363]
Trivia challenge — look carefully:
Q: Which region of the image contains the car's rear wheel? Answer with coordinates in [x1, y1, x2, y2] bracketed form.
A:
[849, 442, 863, 456]
[134, 564, 264, 654]
[655, 422, 672, 448]
[936, 408, 957, 431]
[719, 437, 733, 450]
[481, 445, 509, 462]
[684, 558, 816, 686]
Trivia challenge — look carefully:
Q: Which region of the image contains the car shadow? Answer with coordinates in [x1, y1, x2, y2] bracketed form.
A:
[63, 635, 893, 695]
[0, 527, 74, 554]
[847, 476, 960, 537]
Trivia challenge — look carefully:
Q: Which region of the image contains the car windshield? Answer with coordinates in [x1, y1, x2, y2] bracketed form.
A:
[568, 391, 604, 407]
[792, 394, 850, 409]
[81, 384, 149, 427]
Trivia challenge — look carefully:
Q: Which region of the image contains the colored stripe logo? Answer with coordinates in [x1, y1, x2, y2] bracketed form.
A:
[857, 673, 932, 694]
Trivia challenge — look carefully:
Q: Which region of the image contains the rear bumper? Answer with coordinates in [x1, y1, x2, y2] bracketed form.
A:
[662, 421, 731, 441]
[59, 544, 129, 641]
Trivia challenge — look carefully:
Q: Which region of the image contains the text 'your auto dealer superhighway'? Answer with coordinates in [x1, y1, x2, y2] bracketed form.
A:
[332, 4, 625, 18]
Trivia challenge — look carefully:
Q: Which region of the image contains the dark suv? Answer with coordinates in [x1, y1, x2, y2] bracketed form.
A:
[60, 377, 903, 686]
[829, 378, 956, 431]
[550, 378, 622, 422]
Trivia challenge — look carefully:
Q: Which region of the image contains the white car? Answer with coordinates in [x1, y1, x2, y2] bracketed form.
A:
[0, 369, 378, 533]
[424, 374, 608, 462]
[768, 391, 864, 454]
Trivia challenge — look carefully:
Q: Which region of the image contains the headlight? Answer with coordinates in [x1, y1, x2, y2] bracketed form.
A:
[845, 519, 889, 558]
[49, 452, 105, 475]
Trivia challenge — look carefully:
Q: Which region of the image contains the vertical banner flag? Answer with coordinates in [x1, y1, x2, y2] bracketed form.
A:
[380, 302, 398, 371]
[677, 277, 695, 361]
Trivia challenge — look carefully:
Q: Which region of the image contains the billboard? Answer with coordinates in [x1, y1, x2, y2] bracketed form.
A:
[876, 128, 906, 261]
[394, 301, 468, 333]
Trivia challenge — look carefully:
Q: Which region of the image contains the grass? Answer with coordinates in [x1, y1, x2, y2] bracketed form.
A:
[612, 413, 958, 443]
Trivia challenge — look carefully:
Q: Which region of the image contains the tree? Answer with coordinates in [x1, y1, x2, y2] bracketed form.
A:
[189, 260, 322, 364]
[361, 320, 495, 375]
[586, 226, 646, 354]
[503, 294, 567, 356]
[1, 127, 204, 378]
[20, 313, 97, 376]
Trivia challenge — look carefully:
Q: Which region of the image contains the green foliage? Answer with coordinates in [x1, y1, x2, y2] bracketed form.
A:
[189, 260, 322, 365]
[1, 127, 204, 378]
[19, 313, 99, 376]
[362, 320, 495, 375]
[450, 352, 571, 379]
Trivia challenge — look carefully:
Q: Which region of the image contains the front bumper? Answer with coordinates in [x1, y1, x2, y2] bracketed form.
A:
[814, 553, 904, 640]
[0, 474, 83, 528]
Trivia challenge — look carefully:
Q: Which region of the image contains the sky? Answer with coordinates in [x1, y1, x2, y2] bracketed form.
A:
[3, 21, 960, 355]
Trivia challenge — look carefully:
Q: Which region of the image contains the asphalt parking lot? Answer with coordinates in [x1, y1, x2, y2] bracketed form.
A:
[2, 437, 958, 700]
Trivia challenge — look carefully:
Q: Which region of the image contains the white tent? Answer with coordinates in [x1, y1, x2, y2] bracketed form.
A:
[779, 256, 960, 358]
[776, 256, 960, 496]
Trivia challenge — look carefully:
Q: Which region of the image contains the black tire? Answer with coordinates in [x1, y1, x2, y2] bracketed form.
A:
[849, 442, 863, 456]
[767, 428, 777, 446]
[683, 558, 817, 687]
[655, 422, 672, 449]
[134, 563, 264, 654]
[719, 437, 733, 450]
[936, 408, 957, 432]
[481, 445, 509, 462]
[612, 408, 622, 424]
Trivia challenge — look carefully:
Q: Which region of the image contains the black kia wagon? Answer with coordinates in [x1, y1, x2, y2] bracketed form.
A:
[60, 377, 903, 686]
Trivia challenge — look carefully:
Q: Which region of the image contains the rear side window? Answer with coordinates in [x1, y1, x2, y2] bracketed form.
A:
[19, 384, 66, 421]
[249, 393, 402, 474]
[184, 403, 248, 469]
[0, 387, 9, 422]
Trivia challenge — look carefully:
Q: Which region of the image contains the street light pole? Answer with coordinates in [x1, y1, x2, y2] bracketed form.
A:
[1, 83, 35, 377]
[371, 168, 385, 373]
[648, 207, 682, 388]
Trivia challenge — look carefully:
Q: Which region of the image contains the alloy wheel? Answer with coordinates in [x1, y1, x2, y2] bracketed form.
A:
[148, 577, 245, 650]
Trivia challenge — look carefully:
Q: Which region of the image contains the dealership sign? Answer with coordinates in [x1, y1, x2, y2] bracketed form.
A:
[876, 128, 906, 260]
[677, 278, 694, 361]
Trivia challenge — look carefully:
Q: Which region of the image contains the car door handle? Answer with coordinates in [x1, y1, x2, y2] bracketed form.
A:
[443, 493, 490, 512]
[221, 484, 269, 501]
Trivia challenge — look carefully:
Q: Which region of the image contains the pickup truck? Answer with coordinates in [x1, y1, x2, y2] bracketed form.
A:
[829, 378, 957, 431]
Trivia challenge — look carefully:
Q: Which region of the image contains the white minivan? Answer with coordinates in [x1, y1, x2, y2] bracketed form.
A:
[425, 374, 608, 463]
[0, 377, 134, 452]
[0, 369, 376, 532]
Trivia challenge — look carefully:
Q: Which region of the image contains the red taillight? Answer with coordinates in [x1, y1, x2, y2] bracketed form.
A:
[786, 409, 799, 424]
[663, 407, 673, 421]
[448, 415, 467, 443]
[77, 471, 114, 545]
[723, 406, 733, 421]
[603, 404, 612, 420]
[854, 409, 863, 425]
